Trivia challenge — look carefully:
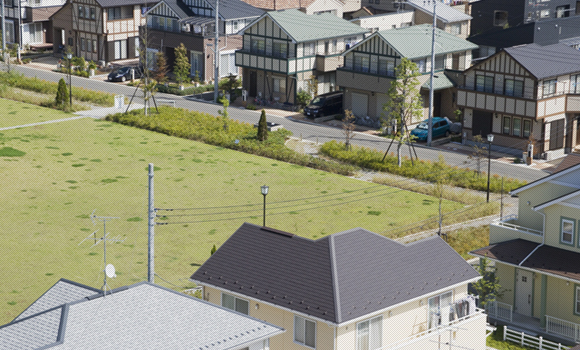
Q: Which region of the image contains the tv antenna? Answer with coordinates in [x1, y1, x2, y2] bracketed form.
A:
[79, 210, 124, 297]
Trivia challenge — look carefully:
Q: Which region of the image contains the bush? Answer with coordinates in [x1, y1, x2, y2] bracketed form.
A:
[319, 140, 526, 192]
[106, 107, 357, 176]
[55, 78, 68, 108]
[156, 83, 214, 96]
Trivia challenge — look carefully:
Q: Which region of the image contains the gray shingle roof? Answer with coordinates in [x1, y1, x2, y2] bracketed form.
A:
[255, 9, 368, 43]
[503, 43, 580, 80]
[154, 0, 193, 19]
[13, 279, 100, 322]
[407, 0, 471, 23]
[96, 0, 157, 7]
[205, 0, 264, 20]
[372, 24, 477, 59]
[1, 282, 284, 349]
[191, 223, 481, 324]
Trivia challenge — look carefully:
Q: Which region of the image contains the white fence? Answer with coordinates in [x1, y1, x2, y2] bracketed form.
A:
[156, 98, 176, 108]
[485, 300, 513, 322]
[546, 315, 580, 342]
[494, 214, 543, 236]
[503, 326, 570, 350]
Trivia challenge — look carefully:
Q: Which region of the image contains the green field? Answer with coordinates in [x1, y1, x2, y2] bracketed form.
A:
[0, 98, 79, 128]
[0, 101, 466, 324]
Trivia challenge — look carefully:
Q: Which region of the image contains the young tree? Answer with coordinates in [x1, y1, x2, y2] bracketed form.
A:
[257, 109, 268, 141]
[153, 51, 169, 85]
[342, 109, 356, 151]
[174, 43, 190, 88]
[218, 97, 230, 131]
[210, 244, 217, 255]
[467, 135, 487, 177]
[55, 78, 69, 109]
[307, 75, 318, 98]
[472, 257, 506, 308]
[382, 57, 422, 167]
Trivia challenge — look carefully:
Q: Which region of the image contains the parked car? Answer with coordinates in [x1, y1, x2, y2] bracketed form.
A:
[108, 67, 135, 82]
[410, 117, 451, 141]
[303, 91, 343, 118]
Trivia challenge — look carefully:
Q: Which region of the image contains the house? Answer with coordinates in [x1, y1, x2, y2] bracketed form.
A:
[50, 0, 156, 64]
[1, 278, 284, 349]
[349, 10, 415, 32]
[1, 0, 66, 49]
[190, 222, 487, 349]
[469, 0, 580, 58]
[235, 9, 368, 104]
[471, 163, 580, 344]
[351, 0, 472, 39]
[145, 0, 263, 83]
[337, 24, 477, 126]
[456, 42, 580, 160]
[299, 0, 344, 17]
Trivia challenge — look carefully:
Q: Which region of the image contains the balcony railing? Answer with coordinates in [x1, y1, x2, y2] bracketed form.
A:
[546, 315, 580, 342]
[384, 308, 486, 349]
[490, 214, 543, 244]
[485, 300, 513, 322]
[494, 215, 543, 236]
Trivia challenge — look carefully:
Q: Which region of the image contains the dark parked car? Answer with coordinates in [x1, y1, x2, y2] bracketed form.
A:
[303, 91, 343, 118]
[108, 67, 135, 82]
[410, 117, 451, 141]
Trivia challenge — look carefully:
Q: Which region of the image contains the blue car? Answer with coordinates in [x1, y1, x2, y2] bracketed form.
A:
[410, 117, 451, 141]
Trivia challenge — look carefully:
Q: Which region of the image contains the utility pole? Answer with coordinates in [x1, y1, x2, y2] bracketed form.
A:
[427, 0, 437, 147]
[1, 0, 6, 63]
[148, 163, 155, 283]
[213, 0, 219, 103]
[17, 0, 21, 62]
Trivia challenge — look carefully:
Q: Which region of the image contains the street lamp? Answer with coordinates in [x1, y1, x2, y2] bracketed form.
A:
[486, 134, 494, 203]
[261, 185, 269, 227]
[66, 53, 72, 106]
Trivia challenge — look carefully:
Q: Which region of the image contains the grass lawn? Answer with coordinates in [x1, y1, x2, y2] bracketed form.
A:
[0, 101, 467, 324]
[0, 98, 79, 128]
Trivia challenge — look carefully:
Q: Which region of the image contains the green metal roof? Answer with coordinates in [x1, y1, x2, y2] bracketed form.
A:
[267, 9, 368, 43]
[377, 24, 478, 59]
[422, 73, 455, 91]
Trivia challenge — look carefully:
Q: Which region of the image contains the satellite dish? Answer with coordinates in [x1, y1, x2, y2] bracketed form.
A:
[105, 264, 116, 278]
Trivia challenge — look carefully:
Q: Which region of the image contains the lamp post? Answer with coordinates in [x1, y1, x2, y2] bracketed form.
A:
[486, 134, 494, 203]
[261, 185, 269, 227]
[67, 53, 72, 106]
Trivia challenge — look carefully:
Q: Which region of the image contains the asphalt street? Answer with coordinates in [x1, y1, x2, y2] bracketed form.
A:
[12, 64, 548, 182]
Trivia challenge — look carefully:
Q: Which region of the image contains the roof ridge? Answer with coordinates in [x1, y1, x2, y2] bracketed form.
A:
[328, 234, 341, 324]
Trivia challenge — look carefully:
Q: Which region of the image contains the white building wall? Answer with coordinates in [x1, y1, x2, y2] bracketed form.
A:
[351, 11, 414, 31]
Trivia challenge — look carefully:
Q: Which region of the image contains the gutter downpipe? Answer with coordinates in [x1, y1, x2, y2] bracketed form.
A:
[518, 209, 545, 266]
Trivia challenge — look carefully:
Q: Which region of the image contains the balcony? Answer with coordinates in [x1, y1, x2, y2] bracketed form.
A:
[336, 67, 394, 94]
[314, 54, 342, 73]
[27, 0, 65, 7]
[489, 214, 543, 244]
[235, 50, 291, 74]
[456, 88, 537, 118]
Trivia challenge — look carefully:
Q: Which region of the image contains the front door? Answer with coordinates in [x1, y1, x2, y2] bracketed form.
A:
[249, 71, 257, 97]
[471, 109, 492, 138]
[515, 269, 533, 316]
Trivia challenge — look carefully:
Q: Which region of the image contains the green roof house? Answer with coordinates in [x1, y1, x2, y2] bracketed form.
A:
[337, 24, 477, 127]
[235, 9, 368, 104]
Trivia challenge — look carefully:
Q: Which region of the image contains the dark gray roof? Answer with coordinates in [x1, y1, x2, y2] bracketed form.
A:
[504, 43, 580, 80]
[157, 0, 193, 19]
[205, 0, 264, 20]
[96, 0, 158, 8]
[191, 223, 480, 324]
[1, 282, 284, 349]
[13, 279, 100, 322]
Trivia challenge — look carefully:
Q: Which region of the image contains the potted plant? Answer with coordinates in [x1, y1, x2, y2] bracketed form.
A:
[88, 61, 97, 77]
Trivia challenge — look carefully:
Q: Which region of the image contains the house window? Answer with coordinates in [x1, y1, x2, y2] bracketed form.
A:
[356, 316, 382, 350]
[4, 20, 15, 43]
[549, 119, 565, 150]
[190, 51, 204, 79]
[113, 40, 127, 60]
[24, 22, 43, 44]
[503, 116, 510, 134]
[304, 42, 315, 56]
[494, 11, 508, 27]
[220, 52, 237, 77]
[107, 7, 123, 20]
[273, 40, 288, 58]
[450, 23, 461, 35]
[81, 38, 86, 51]
[543, 79, 556, 97]
[575, 286, 580, 315]
[90, 7, 96, 20]
[434, 55, 445, 70]
[251, 37, 265, 55]
[571, 74, 580, 94]
[354, 54, 370, 73]
[505, 79, 523, 97]
[513, 118, 521, 137]
[273, 76, 286, 93]
[523, 120, 531, 138]
[78, 5, 84, 18]
[556, 5, 570, 18]
[561, 218, 575, 245]
[87, 39, 92, 53]
[476, 75, 494, 93]
[221, 293, 249, 315]
[540, 9, 550, 18]
[294, 315, 316, 348]
[232, 20, 239, 32]
[414, 58, 426, 73]
[378, 57, 395, 76]
[428, 291, 453, 329]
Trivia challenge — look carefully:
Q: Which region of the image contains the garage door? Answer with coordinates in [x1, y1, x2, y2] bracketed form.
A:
[351, 92, 368, 118]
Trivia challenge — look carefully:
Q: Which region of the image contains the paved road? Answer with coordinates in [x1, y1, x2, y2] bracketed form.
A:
[12, 64, 548, 182]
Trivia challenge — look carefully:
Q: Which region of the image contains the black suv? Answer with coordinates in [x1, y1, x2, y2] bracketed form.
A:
[304, 91, 343, 118]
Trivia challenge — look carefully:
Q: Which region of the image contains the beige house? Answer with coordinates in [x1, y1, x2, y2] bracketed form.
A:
[50, 0, 155, 64]
[457, 43, 580, 160]
[472, 163, 580, 344]
[191, 223, 487, 350]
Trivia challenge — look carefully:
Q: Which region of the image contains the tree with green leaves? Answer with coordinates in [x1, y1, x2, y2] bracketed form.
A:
[472, 257, 506, 308]
[382, 57, 422, 167]
[55, 78, 69, 109]
[257, 109, 268, 141]
[467, 135, 487, 177]
[210, 244, 217, 255]
[342, 109, 356, 151]
[153, 51, 169, 85]
[174, 43, 190, 88]
[218, 97, 230, 131]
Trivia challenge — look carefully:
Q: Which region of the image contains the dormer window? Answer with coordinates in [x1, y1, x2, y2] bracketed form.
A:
[493, 11, 508, 27]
